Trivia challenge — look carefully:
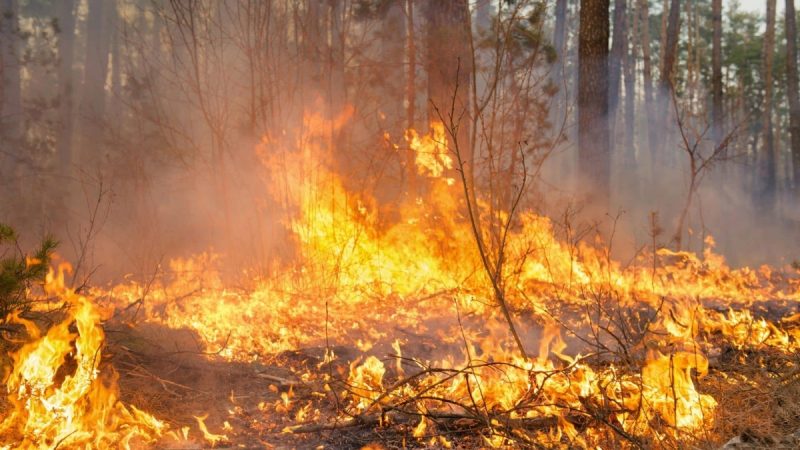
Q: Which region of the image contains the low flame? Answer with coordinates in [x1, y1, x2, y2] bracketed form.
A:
[0, 264, 167, 449]
[7, 109, 797, 446]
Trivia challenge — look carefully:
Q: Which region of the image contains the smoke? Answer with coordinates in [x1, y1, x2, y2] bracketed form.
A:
[1, 0, 797, 287]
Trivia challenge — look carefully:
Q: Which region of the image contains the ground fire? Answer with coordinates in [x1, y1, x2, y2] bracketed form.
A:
[2, 1, 800, 449]
[1, 111, 799, 448]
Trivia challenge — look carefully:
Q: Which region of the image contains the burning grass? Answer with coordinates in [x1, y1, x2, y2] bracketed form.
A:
[2, 113, 800, 448]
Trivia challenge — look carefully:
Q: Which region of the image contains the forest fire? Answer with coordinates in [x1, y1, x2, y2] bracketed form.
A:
[3, 111, 798, 448]
[2, 0, 800, 449]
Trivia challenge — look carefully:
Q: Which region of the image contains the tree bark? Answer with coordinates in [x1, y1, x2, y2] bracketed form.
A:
[304, 0, 326, 96]
[639, 0, 654, 160]
[56, 0, 76, 173]
[329, 0, 345, 115]
[711, 0, 722, 146]
[110, 2, 121, 122]
[609, 0, 627, 143]
[425, 0, 472, 184]
[760, 0, 777, 201]
[653, 0, 680, 161]
[684, 0, 695, 108]
[658, 0, 668, 73]
[405, 0, 417, 191]
[0, 0, 21, 178]
[475, 0, 492, 32]
[552, 0, 568, 96]
[660, 0, 680, 94]
[80, 0, 113, 166]
[578, 0, 610, 206]
[384, 0, 406, 132]
[785, 0, 800, 193]
[624, 2, 637, 164]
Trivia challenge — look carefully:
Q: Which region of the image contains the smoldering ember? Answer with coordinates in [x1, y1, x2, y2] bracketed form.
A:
[1, 0, 800, 449]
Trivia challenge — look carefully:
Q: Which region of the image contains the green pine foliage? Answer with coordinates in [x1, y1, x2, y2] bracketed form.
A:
[0, 223, 57, 318]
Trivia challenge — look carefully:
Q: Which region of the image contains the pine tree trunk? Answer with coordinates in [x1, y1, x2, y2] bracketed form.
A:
[552, 0, 568, 116]
[578, 0, 611, 206]
[425, 0, 472, 185]
[658, 0, 668, 72]
[56, 0, 76, 173]
[405, 0, 417, 192]
[80, 0, 113, 167]
[684, 0, 695, 109]
[639, 0, 654, 161]
[0, 0, 21, 178]
[624, 3, 637, 165]
[660, 0, 680, 94]
[609, 0, 627, 145]
[384, 0, 406, 137]
[304, 0, 326, 97]
[711, 0, 723, 146]
[654, 0, 680, 161]
[329, 0, 345, 116]
[475, 0, 492, 32]
[110, 3, 121, 123]
[83, 0, 111, 118]
[785, 0, 800, 193]
[760, 0, 777, 202]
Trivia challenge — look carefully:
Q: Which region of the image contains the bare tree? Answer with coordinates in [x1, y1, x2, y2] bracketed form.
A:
[670, 92, 737, 249]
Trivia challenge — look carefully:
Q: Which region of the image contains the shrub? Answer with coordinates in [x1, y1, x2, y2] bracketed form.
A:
[0, 223, 57, 318]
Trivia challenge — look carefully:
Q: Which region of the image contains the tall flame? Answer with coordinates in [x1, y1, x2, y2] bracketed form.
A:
[57, 110, 800, 446]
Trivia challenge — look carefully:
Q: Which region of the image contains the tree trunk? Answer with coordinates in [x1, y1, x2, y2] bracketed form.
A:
[475, 0, 492, 32]
[711, 0, 722, 146]
[624, 3, 637, 164]
[654, 0, 680, 161]
[329, 0, 345, 115]
[0, 0, 21, 178]
[658, 0, 668, 72]
[304, 0, 326, 96]
[785, 0, 800, 194]
[110, 2, 121, 122]
[425, 0, 472, 184]
[760, 0, 777, 202]
[660, 0, 680, 94]
[56, 0, 76, 173]
[609, 0, 627, 144]
[80, 0, 113, 166]
[383, 0, 406, 138]
[405, 0, 417, 192]
[639, 0, 654, 162]
[578, 0, 610, 206]
[552, 0, 568, 113]
[684, 0, 695, 109]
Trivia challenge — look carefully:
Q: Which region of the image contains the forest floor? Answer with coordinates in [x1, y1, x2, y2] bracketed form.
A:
[110, 306, 490, 449]
[104, 296, 800, 450]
